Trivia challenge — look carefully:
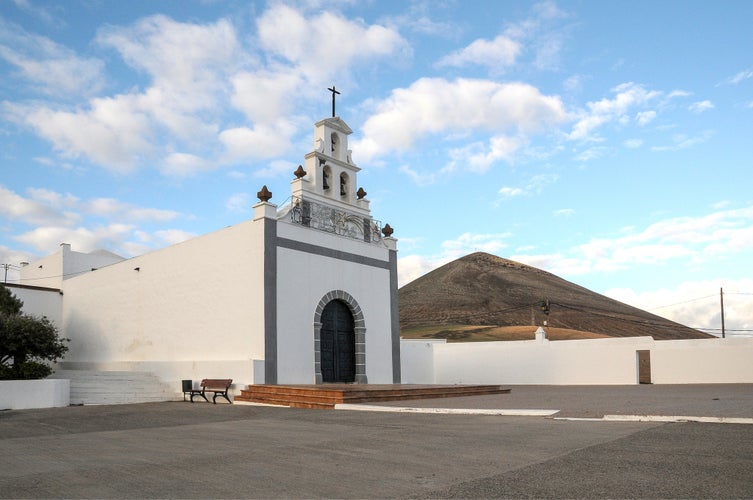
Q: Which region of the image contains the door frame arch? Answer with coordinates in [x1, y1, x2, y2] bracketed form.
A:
[313, 290, 367, 384]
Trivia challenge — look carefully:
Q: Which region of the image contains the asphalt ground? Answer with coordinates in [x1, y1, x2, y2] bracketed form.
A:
[1, 385, 752, 499]
[357, 384, 753, 419]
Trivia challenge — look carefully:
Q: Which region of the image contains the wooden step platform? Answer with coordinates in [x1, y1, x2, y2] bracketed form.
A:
[235, 384, 510, 409]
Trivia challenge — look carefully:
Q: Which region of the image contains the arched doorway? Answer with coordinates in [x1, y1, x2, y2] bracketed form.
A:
[313, 290, 367, 384]
[320, 300, 355, 383]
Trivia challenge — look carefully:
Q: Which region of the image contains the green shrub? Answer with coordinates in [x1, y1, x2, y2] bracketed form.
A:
[0, 361, 53, 380]
[0, 285, 69, 380]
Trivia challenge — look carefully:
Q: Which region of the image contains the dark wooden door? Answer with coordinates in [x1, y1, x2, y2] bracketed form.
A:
[637, 350, 651, 384]
[320, 300, 355, 383]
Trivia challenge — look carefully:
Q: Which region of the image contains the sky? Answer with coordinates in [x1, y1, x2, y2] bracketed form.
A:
[1, 0, 752, 337]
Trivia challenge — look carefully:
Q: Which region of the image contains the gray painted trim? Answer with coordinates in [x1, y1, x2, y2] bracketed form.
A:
[277, 237, 390, 270]
[313, 290, 367, 384]
[389, 249, 401, 383]
[264, 217, 278, 384]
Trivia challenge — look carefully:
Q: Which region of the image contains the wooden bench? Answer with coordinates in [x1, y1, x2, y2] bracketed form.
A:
[186, 379, 233, 404]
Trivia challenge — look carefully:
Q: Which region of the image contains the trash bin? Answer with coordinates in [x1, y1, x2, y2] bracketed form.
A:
[182, 380, 192, 398]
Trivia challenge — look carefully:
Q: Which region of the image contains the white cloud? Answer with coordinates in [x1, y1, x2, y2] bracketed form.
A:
[623, 138, 643, 148]
[0, 19, 104, 97]
[445, 135, 524, 173]
[569, 82, 661, 141]
[688, 100, 714, 113]
[253, 159, 297, 179]
[508, 252, 592, 276]
[398, 254, 449, 287]
[497, 173, 559, 199]
[575, 146, 607, 162]
[499, 187, 524, 197]
[434, 1, 570, 74]
[606, 279, 753, 335]
[256, 4, 409, 85]
[720, 69, 753, 86]
[440, 232, 511, 259]
[219, 121, 296, 163]
[82, 198, 180, 223]
[5, 15, 240, 175]
[0, 185, 79, 227]
[230, 70, 303, 123]
[554, 208, 575, 217]
[563, 74, 587, 93]
[96, 14, 240, 108]
[154, 229, 195, 246]
[5, 95, 155, 174]
[397, 232, 511, 287]
[161, 153, 213, 177]
[635, 110, 656, 126]
[400, 165, 437, 186]
[667, 89, 692, 99]
[436, 34, 521, 71]
[0, 185, 186, 258]
[511, 205, 753, 277]
[225, 193, 250, 213]
[0, 5, 414, 177]
[354, 78, 568, 163]
[15, 224, 135, 254]
[651, 130, 714, 152]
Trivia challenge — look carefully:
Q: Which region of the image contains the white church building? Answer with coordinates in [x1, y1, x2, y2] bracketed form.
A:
[10, 113, 401, 395]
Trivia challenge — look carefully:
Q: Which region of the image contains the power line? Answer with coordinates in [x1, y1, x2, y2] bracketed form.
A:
[648, 291, 753, 311]
[648, 294, 718, 311]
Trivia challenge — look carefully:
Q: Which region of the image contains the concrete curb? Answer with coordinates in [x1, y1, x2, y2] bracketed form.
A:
[554, 414, 753, 424]
[602, 414, 753, 424]
[334, 404, 559, 416]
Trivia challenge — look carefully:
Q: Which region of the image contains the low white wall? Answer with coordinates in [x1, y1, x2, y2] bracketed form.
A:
[651, 338, 753, 384]
[0, 379, 70, 410]
[401, 339, 443, 384]
[401, 336, 753, 385]
[432, 337, 654, 385]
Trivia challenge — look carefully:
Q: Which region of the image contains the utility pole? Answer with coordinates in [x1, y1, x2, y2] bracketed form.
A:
[720, 287, 726, 339]
[2, 263, 21, 283]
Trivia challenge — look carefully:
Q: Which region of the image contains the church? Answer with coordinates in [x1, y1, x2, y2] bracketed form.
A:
[10, 108, 401, 395]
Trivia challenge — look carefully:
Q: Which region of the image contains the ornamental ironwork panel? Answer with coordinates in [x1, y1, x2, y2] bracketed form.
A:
[289, 196, 383, 244]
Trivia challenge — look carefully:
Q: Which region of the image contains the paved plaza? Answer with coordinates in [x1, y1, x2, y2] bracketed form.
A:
[1, 385, 752, 498]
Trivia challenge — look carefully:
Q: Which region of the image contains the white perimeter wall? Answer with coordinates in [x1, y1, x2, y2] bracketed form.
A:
[651, 338, 753, 383]
[60, 219, 267, 389]
[401, 336, 753, 385]
[275, 222, 395, 384]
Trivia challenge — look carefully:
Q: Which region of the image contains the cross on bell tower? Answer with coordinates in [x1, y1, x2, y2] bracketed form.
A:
[327, 85, 340, 117]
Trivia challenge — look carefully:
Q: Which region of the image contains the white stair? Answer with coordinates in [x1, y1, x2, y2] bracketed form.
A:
[48, 370, 177, 405]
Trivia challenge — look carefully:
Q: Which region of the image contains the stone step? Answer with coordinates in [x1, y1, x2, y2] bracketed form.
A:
[235, 384, 510, 409]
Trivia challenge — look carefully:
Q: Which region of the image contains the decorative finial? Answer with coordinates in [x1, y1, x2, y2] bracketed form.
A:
[327, 85, 340, 117]
[357, 187, 367, 199]
[294, 165, 306, 179]
[382, 223, 394, 238]
[257, 185, 272, 202]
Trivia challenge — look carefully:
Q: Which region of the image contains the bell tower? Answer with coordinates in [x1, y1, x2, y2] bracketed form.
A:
[290, 116, 369, 216]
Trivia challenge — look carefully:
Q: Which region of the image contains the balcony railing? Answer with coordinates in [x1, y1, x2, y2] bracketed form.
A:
[285, 196, 384, 244]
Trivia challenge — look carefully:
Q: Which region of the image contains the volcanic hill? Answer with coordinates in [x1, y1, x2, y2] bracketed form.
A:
[399, 252, 711, 342]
